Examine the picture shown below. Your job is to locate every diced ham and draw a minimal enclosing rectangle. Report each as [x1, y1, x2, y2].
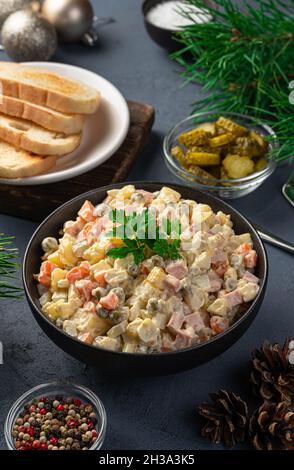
[211, 261, 228, 277]
[211, 248, 227, 264]
[137, 190, 154, 205]
[243, 271, 259, 283]
[208, 271, 223, 292]
[78, 200, 96, 223]
[244, 250, 257, 268]
[167, 311, 185, 334]
[161, 333, 174, 352]
[164, 274, 181, 292]
[165, 260, 188, 280]
[100, 291, 119, 310]
[173, 330, 193, 349]
[184, 312, 205, 333]
[224, 290, 243, 309]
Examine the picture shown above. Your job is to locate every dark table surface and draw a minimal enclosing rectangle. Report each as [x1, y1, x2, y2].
[0, 0, 293, 451]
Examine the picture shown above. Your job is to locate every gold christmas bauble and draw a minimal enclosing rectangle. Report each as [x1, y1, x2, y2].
[1, 10, 57, 62]
[0, 0, 35, 28]
[42, 0, 94, 43]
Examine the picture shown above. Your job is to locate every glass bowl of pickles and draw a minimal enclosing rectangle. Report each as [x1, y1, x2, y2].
[163, 112, 278, 199]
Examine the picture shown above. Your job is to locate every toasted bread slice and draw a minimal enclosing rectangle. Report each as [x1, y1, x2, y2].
[0, 141, 57, 179]
[0, 62, 101, 114]
[0, 95, 85, 135]
[0, 114, 81, 156]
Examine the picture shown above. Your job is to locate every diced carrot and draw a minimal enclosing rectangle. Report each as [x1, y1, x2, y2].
[211, 261, 228, 277]
[210, 316, 228, 334]
[78, 333, 94, 345]
[76, 280, 93, 302]
[67, 264, 90, 283]
[238, 243, 251, 254]
[38, 261, 57, 286]
[100, 292, 119, 310]
[93, 270, 107, 286]
[244, 251, 257, 268]
[78, 200, 96, 223]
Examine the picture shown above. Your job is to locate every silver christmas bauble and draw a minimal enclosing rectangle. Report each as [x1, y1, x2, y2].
[0, 0, 34, 28]
[42, 0, 94, 43]
[1, 10, 57, 62]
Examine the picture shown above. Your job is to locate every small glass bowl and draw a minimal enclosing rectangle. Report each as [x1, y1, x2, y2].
[163, 112, 278, 199]
[4, 382, 107, 451]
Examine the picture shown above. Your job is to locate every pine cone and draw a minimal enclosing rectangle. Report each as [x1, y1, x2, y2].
[250, 338, 294, 403]
[198, 389, 249, 448]
[249, 401, 294, 450]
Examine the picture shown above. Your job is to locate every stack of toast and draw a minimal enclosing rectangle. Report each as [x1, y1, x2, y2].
[0, 62, 101, 179]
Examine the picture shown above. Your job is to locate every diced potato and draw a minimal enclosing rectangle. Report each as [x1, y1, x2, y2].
[126, 318, 144, 338]
[158, 186, 181, 203]
[192, 252, 211, 272]
[107, 320, 128, 338]
[146, 267, 166, 289]
[51, 268, 66, 291]
[186, 151, 220, 166]
[238, 282, 259, 302]
[128, 301, 142, 321]
[178, 128, 209, 147]
[51, 289, 68, 301]
[153, 313, 168, 330]
[137, 318, 159, 343]
[93, 336, 121, 352]
[104, 269, 129, 286]
[43, 300, 75, 320]
[63, 320, 77, 337]
[209, 133, 234, 148]
[116, 185, 136, 200]
[59, 238, 78, 267]
[183, 285, 205, 310]
[91, 259, 112, 273]
[47, 251, 64, 268]
[77, 312, 109, 336]
[207, 298, 228, 316]
[223, 154, 254, 179]
[216, 117, 247, 137]
[83, 243, 105, 264]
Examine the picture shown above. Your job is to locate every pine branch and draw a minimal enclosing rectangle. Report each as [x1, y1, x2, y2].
[172, 0, 294, 162]
[0, 234, 22, 300]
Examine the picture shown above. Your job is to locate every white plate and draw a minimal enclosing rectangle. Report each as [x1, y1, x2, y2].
[0, 62, 130, 186]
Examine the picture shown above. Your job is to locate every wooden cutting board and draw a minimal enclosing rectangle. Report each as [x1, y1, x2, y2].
[0, 101, 155, 222]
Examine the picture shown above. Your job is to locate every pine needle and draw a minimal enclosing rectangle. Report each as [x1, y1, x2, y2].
[172, 0, 294, 163]
[0, 234, 22, 300]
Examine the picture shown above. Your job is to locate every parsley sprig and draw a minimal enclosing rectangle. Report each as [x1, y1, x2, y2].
[106, 210, 182, 264]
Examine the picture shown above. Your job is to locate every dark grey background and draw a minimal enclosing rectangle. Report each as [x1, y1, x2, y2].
[0, 0, 293, 451]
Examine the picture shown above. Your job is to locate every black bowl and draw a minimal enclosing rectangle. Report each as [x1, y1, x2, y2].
[142, 0, 181, 52]
[23, 182, 268, 376]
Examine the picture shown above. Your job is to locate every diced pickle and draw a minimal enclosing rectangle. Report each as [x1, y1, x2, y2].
[216, 117, 247, 137]
[255, 158, 268, 172]
[223, 154, 254, 179]
[186, 151, 220, 166]
[178, 128, 209, 147]
[171, 145, 186, 165]
[209, 133, 234, 148]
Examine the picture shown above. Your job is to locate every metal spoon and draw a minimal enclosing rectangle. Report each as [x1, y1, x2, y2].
[254, 224, 294, 255]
